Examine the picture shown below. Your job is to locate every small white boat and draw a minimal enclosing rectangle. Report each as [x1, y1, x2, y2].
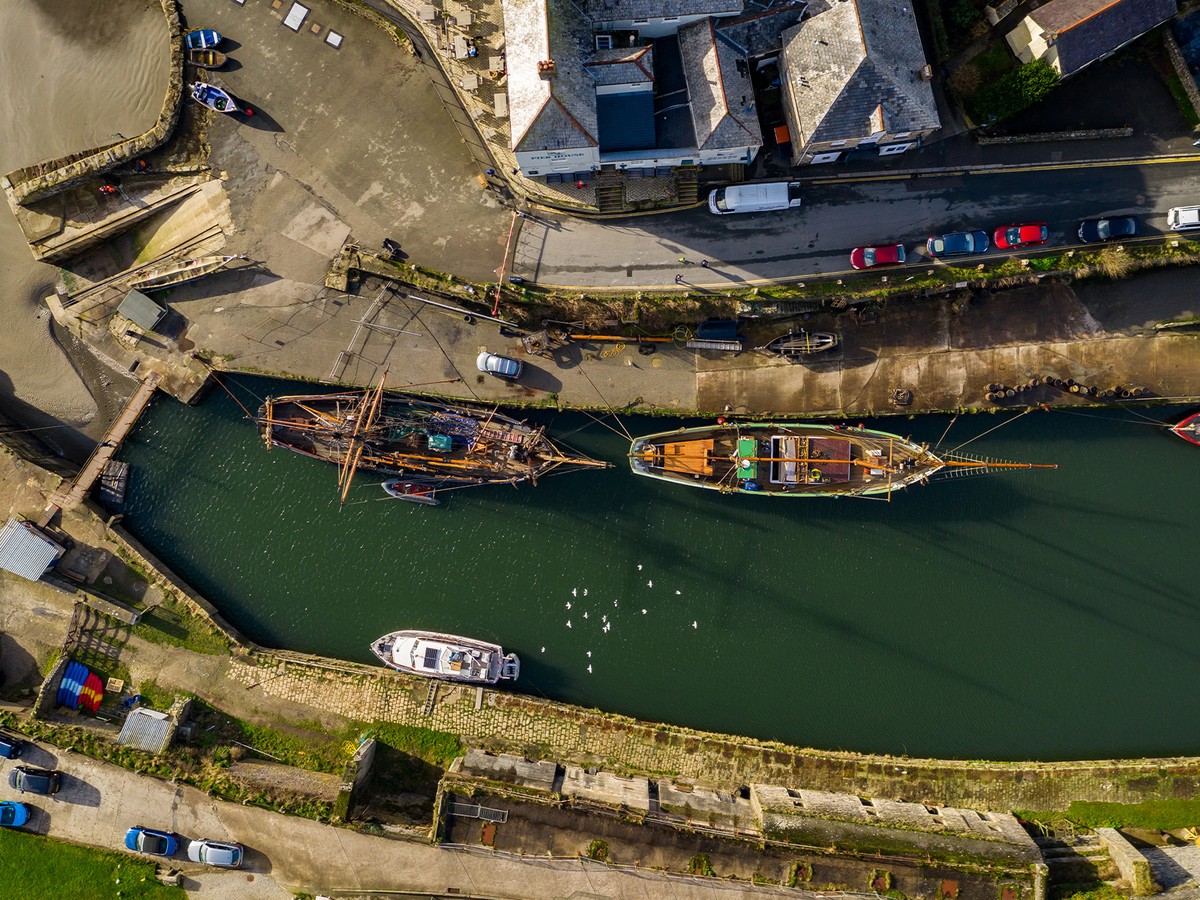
[191, 81, 247, 115]
[370, 630, 519, 684]
[381, 479, 440, 506]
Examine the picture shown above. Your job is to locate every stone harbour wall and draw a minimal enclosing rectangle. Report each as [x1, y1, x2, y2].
[227, 653, 1200, 814]
[4, 0, 185, 206]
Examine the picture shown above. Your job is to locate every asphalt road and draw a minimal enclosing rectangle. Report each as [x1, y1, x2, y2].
[513, 159, 1200, 288]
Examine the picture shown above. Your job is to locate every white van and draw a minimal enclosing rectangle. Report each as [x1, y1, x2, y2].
[708, 181, 802, 215]
[1168, 206, 1200, 230]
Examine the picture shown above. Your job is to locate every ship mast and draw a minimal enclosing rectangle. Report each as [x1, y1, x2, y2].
[336, 372, 388, 506]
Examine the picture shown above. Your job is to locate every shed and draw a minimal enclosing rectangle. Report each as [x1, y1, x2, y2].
[117, 708, 173, 753]
[0, 518, 66, 581]
[118, 290, 168, 332]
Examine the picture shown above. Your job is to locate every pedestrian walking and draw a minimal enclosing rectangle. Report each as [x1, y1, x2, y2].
[674, 274, 684, 285]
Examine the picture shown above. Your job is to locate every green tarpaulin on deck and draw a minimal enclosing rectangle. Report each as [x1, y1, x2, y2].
[736, 437, 757, 480]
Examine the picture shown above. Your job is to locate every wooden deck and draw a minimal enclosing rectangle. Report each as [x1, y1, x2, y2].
[40, 373, 160, 525]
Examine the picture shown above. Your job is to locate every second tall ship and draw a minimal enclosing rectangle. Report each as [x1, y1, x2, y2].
[629, 421, 1054, 499]
[257, 378, 609, 501]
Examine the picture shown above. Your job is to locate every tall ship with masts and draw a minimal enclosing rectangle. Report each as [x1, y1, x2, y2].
[629, 421, 1053, 499]
[256, 378, 609, 501]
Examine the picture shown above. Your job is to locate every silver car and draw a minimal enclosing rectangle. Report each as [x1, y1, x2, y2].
[476, 350, 523, 380]
[187, 838, 244, 868]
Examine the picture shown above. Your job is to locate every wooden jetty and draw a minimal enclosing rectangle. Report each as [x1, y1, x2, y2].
[40, 373, 160, 525]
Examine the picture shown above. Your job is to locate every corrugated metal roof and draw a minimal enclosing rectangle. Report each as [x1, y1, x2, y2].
[118, 708, 173, 754]
[118, 290, 167, 332]
[597, 92, 656, 151]
[0, 519, 63, 581]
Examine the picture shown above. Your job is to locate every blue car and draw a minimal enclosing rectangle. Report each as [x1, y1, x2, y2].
[0, 801, 29, 828]
[125, 826, 180, 857]
[926, 230, 989, 258]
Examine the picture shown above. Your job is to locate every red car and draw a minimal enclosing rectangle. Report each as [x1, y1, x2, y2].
[849, 244, 905, 270]
[992, 223, 1048, 250]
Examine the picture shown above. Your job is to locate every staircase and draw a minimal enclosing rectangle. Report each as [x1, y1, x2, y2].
[1035, 833, 1116, 884]
[421, 681, 439, 715]
[593, 173, 626, 214]
[673, 166, 700, 204]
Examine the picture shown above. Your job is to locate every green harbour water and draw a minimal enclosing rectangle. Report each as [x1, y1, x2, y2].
[119, 376, 1200, 761]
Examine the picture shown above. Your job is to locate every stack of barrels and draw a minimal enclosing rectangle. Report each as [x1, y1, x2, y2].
[984, 378, 1152, 404]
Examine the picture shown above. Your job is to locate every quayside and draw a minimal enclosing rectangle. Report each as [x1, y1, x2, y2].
[116, 378, 1200, 760]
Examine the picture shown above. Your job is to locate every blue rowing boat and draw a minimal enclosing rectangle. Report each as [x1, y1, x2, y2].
[185, 29, 222, 51]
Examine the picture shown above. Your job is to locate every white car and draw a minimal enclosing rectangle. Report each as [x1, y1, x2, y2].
[187, 838, 244, 868]
[476, 351, 523, 380]
[1167, 206, 1200, 230]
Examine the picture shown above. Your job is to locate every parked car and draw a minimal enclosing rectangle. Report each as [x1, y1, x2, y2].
[707, 181, 802, 215]
[850, 244, 905, 270]
[0, 732, 25, 759]
[0, 801, 29, 828]
[1167, 206, 1200, 230]
[1078, 217, 1137, 243]
[125, 826, 180, 857]
[992, 223, 1048, 250]
[8, 766, 61, 796]
[476, 351, 523, 381]
[926, 230, 989, 257]
[187, 838, 245, 868]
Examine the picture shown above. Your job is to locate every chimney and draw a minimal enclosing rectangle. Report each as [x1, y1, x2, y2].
[537, 59, 557, 77]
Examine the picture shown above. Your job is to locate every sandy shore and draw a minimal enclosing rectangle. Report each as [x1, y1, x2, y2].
[0, 0, 168, 459]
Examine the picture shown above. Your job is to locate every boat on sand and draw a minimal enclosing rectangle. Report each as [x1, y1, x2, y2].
[185, 29, 222, 50]
[756, 330, 839, 360]
[191, 81, 246, 115]
[128, 255, 246, 291]
[187, 48, 227, 69]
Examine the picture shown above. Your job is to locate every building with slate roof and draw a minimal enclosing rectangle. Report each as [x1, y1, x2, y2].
[1006, 0, 1176, 78]
[778, 0, 940, 165]
[503, 0, 763, 179]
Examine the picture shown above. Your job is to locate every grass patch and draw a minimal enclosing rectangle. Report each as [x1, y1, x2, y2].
[1021, 799, 1200, 831]
[366, 722, 464, 767]
[688, 854, 716, 877]
[0, 827, 184, 899]
[1051, 885, 1129, 900]
[135, 598, 232, 656]
[973, 40, 1018, 82]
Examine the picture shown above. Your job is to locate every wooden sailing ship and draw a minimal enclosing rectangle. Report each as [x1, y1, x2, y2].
[257, 379, 610, 502]
[629, 421, 1054, 499]
[757, 330, 839, 360]
[128, 255, 246, 291]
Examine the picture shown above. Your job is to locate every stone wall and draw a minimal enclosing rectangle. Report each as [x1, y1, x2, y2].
[1096, 828, 1155, 896]
[338, 737, 377, 821]
[977, 127, 1133, 146]
[32, 653, 70, 719]
[1163, 30, 1200, 125]
[3, 0, 185, 206]
[224, 653, 1200, 814]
